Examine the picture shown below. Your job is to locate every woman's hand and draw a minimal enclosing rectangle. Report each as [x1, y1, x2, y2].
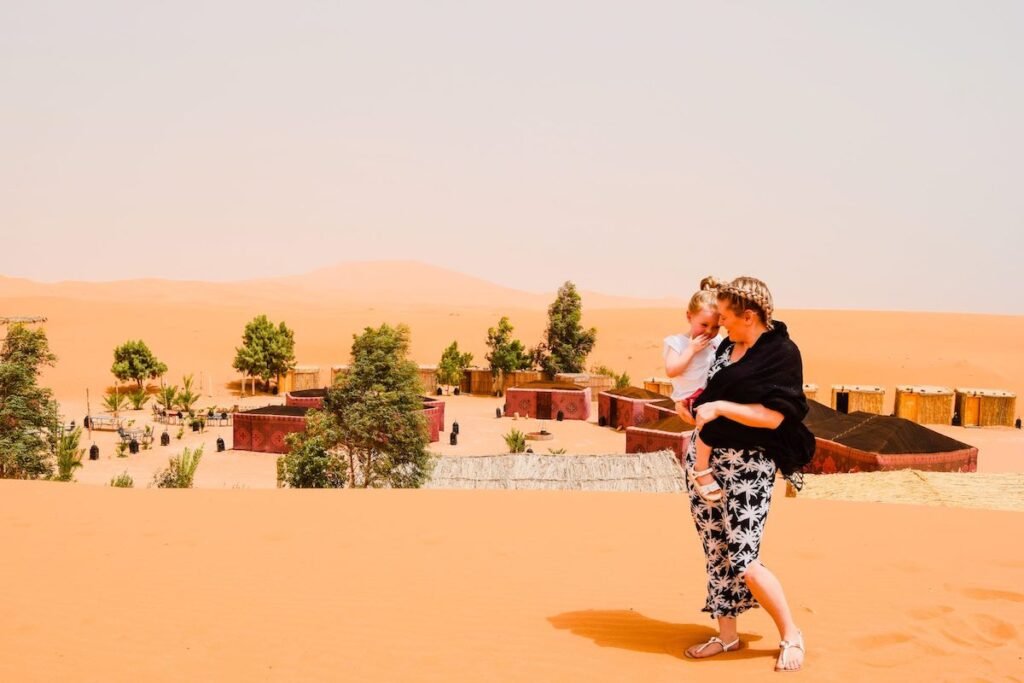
[694, 401, 721, 429]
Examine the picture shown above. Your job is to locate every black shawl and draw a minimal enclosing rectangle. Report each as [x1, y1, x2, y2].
[692, 321, 815, 481]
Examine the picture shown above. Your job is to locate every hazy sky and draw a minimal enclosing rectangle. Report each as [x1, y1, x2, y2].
[2, 1, 1021, 312]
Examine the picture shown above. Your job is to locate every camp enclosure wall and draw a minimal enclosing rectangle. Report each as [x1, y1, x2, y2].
[279, 366, 321, 394]
[830, 385, 885, 415]
[461, 369, 545, 395]
[894, 385, 954, 425]
[598, 387, 672, 429]
[504, 382, 592, 420]
[954, 388, 1017, 427]
[642, 377, 673, 398]
[417, 365, 438, 395]
[554, 373, 614, 397]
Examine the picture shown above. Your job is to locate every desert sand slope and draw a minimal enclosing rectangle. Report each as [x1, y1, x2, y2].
[0, 481, 1021, 683]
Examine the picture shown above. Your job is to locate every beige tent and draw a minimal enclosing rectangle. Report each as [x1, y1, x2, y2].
[894, 385, 954, 425]
[954, 388, 1016, 427]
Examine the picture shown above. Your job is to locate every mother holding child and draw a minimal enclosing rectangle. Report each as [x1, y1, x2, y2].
[663, 276, 815, 673]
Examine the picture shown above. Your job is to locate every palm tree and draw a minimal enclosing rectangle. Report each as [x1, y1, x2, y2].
[54, 427, 84, 482]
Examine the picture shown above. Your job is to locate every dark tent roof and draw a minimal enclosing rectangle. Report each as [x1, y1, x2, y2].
[517, 381, 585, 391]
[804, 401, 972, 455]
[241, 405, 309, 417]
[288, 388, 328, 398]
[642, 415, 691, 434]
[604, 386, 667, 400]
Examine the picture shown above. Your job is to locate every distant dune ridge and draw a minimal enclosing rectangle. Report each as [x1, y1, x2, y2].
[1, 260, 1020, 409]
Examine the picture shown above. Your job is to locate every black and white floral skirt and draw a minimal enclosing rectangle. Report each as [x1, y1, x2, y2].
[685, 430, 777, 619]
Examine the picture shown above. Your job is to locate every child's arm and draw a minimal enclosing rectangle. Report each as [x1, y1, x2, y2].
[665, 334, 713, 378]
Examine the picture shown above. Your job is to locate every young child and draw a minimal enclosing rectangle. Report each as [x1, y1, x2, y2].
[664, 288, 723, 502]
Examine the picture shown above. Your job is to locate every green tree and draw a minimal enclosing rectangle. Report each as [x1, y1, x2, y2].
[0, 324, 59, 479]
[534, 282, 597, 376]
[111, 340, 167, 389]
[175, 374, 200, 412]
[436, 341, 473, 394]
[284, 324, 433, 488]
[485, 316, 533, 384]
[232, 315, 296, 393]
[591, 364, 631, 390]
[278, 409, 347, 488]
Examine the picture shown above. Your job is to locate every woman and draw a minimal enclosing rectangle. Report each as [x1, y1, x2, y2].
[680, 276, 814, 673]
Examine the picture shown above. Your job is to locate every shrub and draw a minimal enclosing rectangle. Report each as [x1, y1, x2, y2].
[127, 386, 150, 410]
[152, 446, 203, 488]
[103, 391, 128, 414]
[110, 472, 134, 488]
[504, 428, 527, 454]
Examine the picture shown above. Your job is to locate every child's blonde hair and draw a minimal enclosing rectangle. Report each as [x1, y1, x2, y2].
[687, 281, 718, 315]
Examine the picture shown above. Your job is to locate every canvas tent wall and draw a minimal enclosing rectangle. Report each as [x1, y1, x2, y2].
[954, 388, 1016, 427]
[642, 398, 678, 424]
[625, 415, 693, 463]
[803, 401, 976, 474]
[598, 387, 672, 429]
[233, 405, 310, 454]
[803, 384, 819, 401]
[285, 388, 328, 409]
[504, 382, 592, 420]
[830, 384, 885, 415]
[894, 385, 954, 425]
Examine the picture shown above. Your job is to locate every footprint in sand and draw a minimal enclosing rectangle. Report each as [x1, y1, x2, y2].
[908, 605, 954, 620]
[960, 587, 1024, 604]
[936, 613, 1019, 649]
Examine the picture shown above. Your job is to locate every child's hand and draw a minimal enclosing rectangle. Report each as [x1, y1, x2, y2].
[688, 334, 712, 353]
[694, 402, 720, 428]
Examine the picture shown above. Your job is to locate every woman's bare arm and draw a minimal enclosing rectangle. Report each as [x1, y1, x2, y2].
[695, 401, 784, 430]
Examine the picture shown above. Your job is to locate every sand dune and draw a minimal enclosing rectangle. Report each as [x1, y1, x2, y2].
[0, 481, 1021, 682]
[2, 262, 1022, 681]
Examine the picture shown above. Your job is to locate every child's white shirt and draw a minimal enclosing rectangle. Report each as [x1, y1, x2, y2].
[662, 333, 723, 401]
